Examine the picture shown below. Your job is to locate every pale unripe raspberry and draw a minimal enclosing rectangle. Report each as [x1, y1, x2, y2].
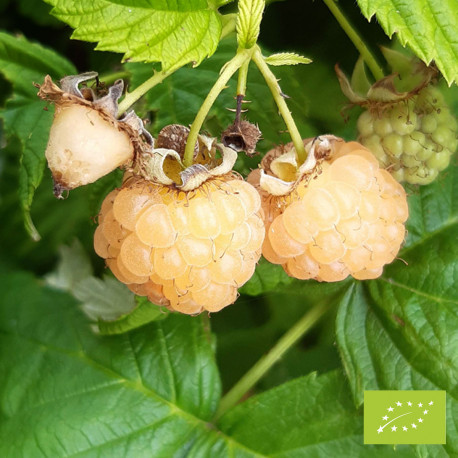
[45, 103, 134, 191]
[37, 73, 152, 197]
[358, 86, 457, 185]
[249, 139, 408, 282]
[94, 175, 264, 314]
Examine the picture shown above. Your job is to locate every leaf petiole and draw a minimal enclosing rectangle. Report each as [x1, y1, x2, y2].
[252, 46, 307, 163]
[213, 299, 332, 421]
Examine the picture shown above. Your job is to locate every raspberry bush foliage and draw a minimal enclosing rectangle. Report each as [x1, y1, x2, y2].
[0, 1, 457, 456]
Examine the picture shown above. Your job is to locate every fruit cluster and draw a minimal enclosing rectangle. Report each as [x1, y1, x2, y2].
[249, 138, 408, 281]
[38, 73, 411, 316]
[94, 175, 265, 315]
[358, 86, 457, 185]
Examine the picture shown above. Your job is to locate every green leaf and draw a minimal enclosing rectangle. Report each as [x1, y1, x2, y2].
[240, 258, 293, 295]
[264, 52, 312, 66]
[44, 238, 168, 333]
[237, 0, 264, 48]
[97, 296, 169, 336]
[45, 239, 93, 291]
[403, 164, 457, 249]
[0, 32, 76, 240]
[335, 164, 458, 455]
[0, 269, 418, 456]
[218, 370, 414, 456]
[356, 0, 458, 85]
[45, 0, 222, 71]
[0, 270, 223, 456]
[73, 275, 137, 322]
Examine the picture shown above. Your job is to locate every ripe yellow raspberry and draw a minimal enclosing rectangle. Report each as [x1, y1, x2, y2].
[94, 175, 264, 315]
[248, 138, 408, 281]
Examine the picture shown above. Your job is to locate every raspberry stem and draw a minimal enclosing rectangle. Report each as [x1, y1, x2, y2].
[183, 48, 254, 167]
[117, 69, 174, 116]
[237, 59, 250, 97]
[322, 0, 384, 81]
[252, 46, 308, 164]
[213, 299, 332, 421]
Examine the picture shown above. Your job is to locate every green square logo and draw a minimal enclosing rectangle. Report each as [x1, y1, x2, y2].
[364, 390, 446, 444]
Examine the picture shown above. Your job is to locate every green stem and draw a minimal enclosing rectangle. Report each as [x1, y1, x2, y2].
[322, 0, 384, 81]
[183, 49, 253, 167]
[237, 59, 250, 96]
[117, 69, 172, 116]
[98, 70, 131, 86]
[252, 46, 307, 164]
[213, 299, 331, 421]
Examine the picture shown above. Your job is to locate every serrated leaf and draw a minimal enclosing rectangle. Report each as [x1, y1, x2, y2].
[264, 52, 312, 66]
[97, 296, 168, 335]
[45, 239, 93, 291]
[218, 370, 414, 456]
[240, 258, 293, 295]
[0, 32, 76, 240]
[237, 0, 264, 48]
[0, 271, 225, 456]
[73, 275, 137, 322]
[356, 0, 458, 85]
[45, 0, 222, 71]
[0, 277, 411, 457]
[335, 165, 458, 455]
[403, 164, 457, 249]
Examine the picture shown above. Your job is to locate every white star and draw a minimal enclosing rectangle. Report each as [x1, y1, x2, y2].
[429, 401, 434, 405]
[418, 402, 423, 407]
[391, 425, 397, 432]
[418, 418, 423, 423]
[407, 401, 412, 406]
[423, 410, 428, 415]
[382, 415, 389, 421]
[377, 426, 384, 434]
[403, 426, 408, 431]
[388, 406, 394, 412]
[396, 401, 402, 406]
[412, 423, 417, 429]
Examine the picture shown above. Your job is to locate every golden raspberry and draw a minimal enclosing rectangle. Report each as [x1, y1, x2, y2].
[94, 175, 264, 314]
[249, 140, 408, 281]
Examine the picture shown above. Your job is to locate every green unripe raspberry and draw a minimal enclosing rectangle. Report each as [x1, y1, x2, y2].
[382, 133, 403, 158]
[357, 110, 375, 137]
[358, 84, 457, 186]
[404, 164, 437, 184]
[374, 118, 393, 136]
[390, 103, 417, 135]
[403, 131, 425, 156]
[426, 150, 452, 171]
[416, 141, 436, 161]
[421, 113, 438, 134]
[431, 125, 455, 147]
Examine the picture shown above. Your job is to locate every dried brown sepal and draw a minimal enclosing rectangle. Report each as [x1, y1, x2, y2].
[222, 120, 262, 156]
[252, 135, 342, 196]
[335, 55, 438, 114]
[156, 124, 199, 160]
[132, 124, 238, 192]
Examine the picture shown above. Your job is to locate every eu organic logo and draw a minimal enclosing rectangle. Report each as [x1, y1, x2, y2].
[364, 391, 446, 444]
